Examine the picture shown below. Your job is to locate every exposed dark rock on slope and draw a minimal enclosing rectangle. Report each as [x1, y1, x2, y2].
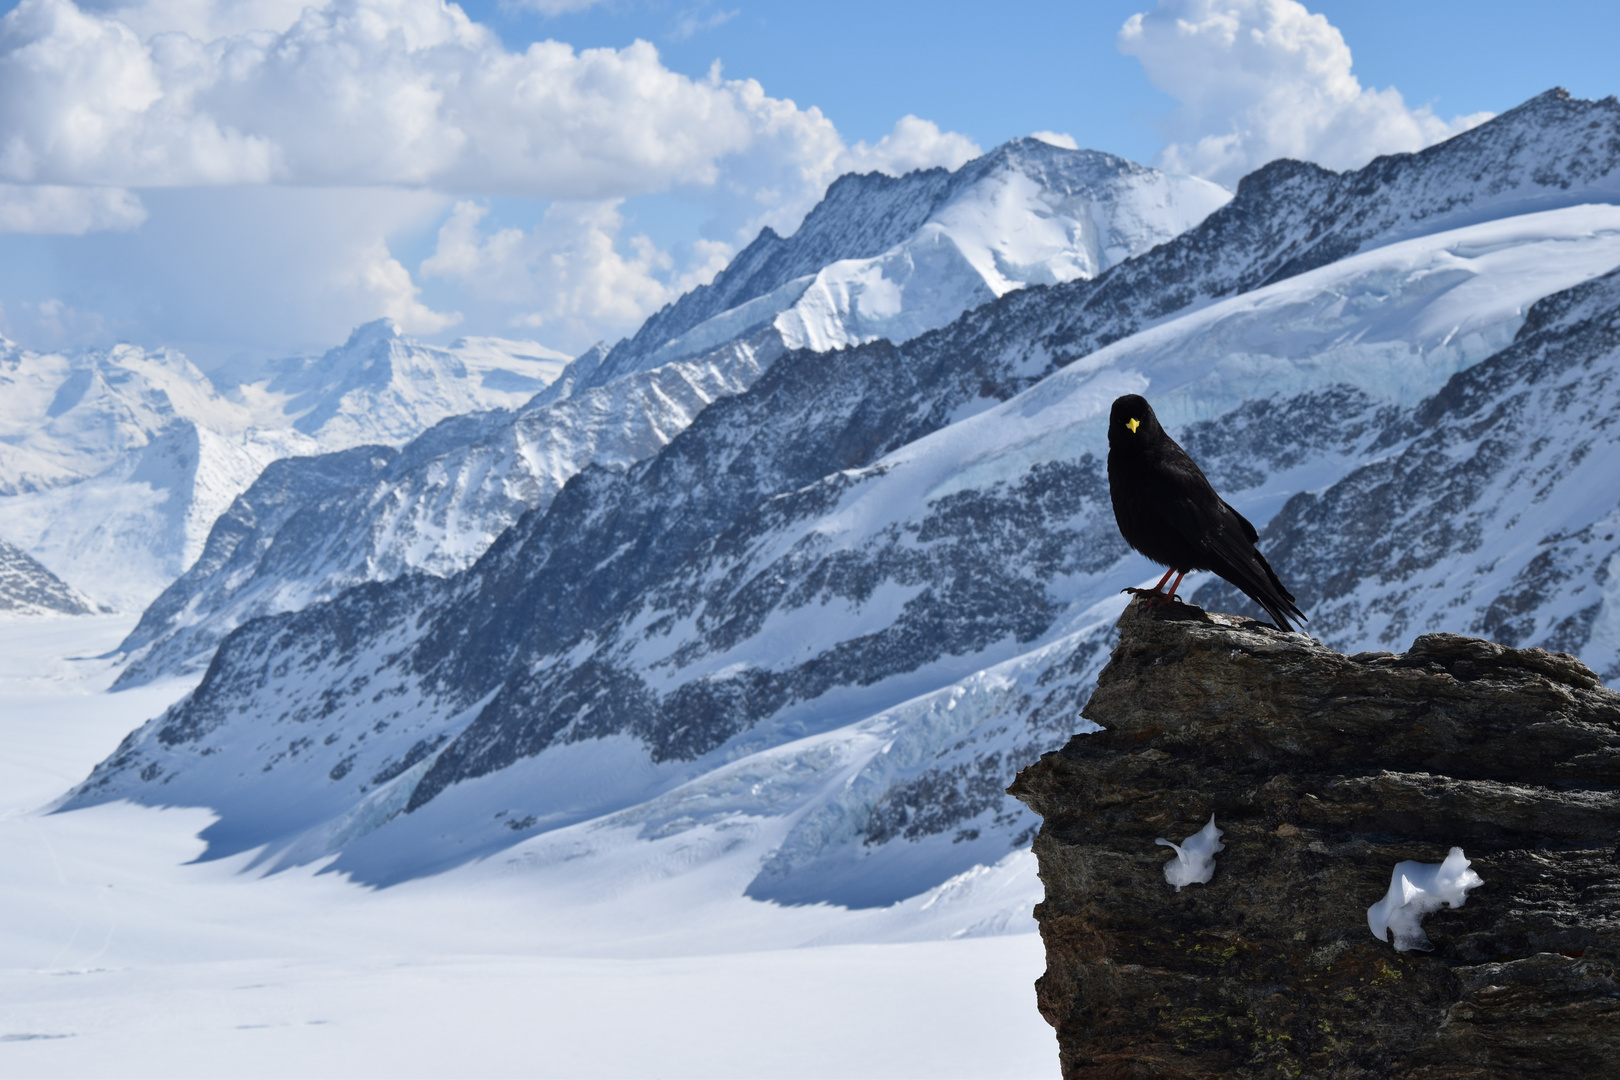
[63, 91, 1620, 891]
[0, 537, 102, 616]
[1194, 263, 1620, 676]
[1010, 601, 1620, 1079]
[607, 89, 1620, 389]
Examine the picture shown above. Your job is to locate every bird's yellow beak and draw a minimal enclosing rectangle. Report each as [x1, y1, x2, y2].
[1126, 417, 1140, 434]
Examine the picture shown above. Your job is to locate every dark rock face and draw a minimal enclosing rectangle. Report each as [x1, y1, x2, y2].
[0, 536, 101, 616]
[1193, 264, 1620, 675]
[113, 444, 398, 681]
[1010, 601, 1620, 1079]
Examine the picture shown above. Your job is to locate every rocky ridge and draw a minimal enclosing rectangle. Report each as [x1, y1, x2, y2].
[1195, 262, 1620, 680]
[1010, 601, 1620, 1079]
[111, 336, 766, 686]
[0, 536, 102, 616]
[62, 91, 1620, 895]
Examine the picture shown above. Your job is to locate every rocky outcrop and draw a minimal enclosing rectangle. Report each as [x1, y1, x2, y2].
[1009, 601, 1620, 1079]
[0, 537, 102, 616]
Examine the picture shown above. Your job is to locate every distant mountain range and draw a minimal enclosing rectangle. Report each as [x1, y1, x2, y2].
[0, 323, 567, 609]
[585, 138, 1231, 383]
[109, 138, 1234, 684]
[56, 90, 1620, 915]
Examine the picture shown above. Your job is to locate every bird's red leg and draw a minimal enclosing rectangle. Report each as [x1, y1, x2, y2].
[1166, 571, 1187, 602]
[1122, 567, 1177, 604]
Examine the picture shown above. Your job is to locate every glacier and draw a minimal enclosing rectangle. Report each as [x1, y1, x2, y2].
[0, 614, 1054, 1077]
[66, 214, 1620, 894]
[38, 89, 1620, 919]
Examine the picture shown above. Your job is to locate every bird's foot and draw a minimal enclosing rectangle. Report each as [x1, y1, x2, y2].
[1121, 587, 1181, 607]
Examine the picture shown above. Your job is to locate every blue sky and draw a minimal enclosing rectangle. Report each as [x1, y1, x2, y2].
[466, 1, 1620, 157]
[0, 0, 1614, 366]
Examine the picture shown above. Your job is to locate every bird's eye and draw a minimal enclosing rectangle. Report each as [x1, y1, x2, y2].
[1126, 417, 1140, 434]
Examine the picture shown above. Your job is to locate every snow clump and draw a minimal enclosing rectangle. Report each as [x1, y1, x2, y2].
[1155, 814, 1224, 892]
[1367, 847, 1485, 952]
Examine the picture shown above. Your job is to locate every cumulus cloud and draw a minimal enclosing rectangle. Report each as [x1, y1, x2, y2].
[1119, 0, 1492, 187]
[0, 0, 945, 211]
[421, 199, 731, 349]
[840, 115, 981, 180]
[1030, 131, 1080, 150]
[72, 0, 312, 42]
[0, 184, 146, 233]
[0, 0, 982, 359]
[349, 239, 460, 335]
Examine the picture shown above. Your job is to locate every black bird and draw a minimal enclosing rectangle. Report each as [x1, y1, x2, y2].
[1107, 393, 1305, 632]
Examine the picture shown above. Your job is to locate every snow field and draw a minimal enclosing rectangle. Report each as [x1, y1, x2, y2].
[0, 616, 1057, 1078]
[2, 938, 1053, 1079]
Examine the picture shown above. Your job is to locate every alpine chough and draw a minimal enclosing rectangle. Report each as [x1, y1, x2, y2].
[1107, 393, 1306, 632]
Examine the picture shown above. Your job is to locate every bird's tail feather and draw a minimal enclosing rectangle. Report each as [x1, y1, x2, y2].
[1207, 536, 1306, 633]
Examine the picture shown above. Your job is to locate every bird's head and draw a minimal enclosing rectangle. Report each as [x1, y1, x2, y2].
[1109, 394, 1159, 447]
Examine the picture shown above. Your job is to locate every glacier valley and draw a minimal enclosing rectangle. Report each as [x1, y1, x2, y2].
[4, 88, 1620, 1077]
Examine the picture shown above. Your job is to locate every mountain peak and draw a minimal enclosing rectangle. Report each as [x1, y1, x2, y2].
[339, 318, 403, 352]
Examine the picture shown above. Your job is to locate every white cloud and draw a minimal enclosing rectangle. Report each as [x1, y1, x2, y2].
[421, 199, 731, 350]
[1118, 0, 1492, 187]
[0, 0, 983, 360]
[1030, 131, 1079, 150]
[839, 115, 981, 181]
[0, 0, 900, 207]
[0, 184, 146, 233]
[72, 0, 312, 42]
[349, 239, 460, 334]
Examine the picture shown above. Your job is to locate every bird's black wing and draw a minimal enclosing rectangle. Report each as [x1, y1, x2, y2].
[1150, 467, 1305, 632]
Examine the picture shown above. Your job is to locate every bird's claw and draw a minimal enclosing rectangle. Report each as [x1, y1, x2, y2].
[1121, 587, 1182, 607]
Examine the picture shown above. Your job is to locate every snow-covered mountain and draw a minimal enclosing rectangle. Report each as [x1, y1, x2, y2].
[113, 339, 768, 685]
[1195, 263, 1620, 680]
[211, 320, 570, 449]
[63, 90, 1620, 909]
[582, 139, 1230, 385]
[0, 337, 271, 497]
[109, 140, 1233, 684]
[0, 536, 102, 617]
[0, 326, 568, 609]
